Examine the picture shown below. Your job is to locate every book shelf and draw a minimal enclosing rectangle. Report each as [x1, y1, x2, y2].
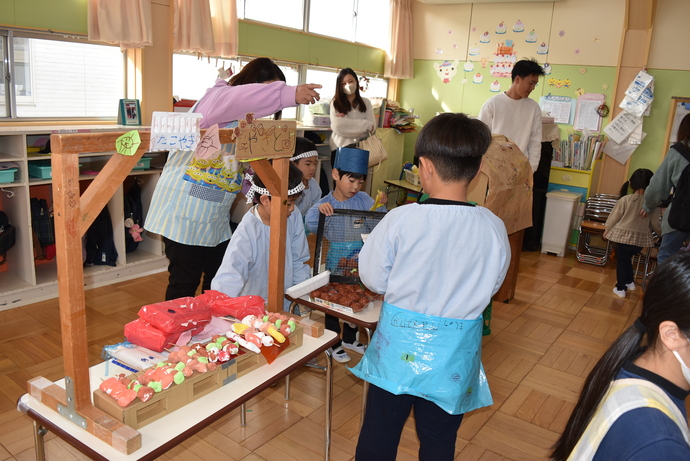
[0, 126, 168, 310]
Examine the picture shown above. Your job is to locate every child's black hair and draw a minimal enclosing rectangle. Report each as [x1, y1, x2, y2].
[511, 58, 545, 82]
[252, 162, 304, 203]
[292, 137, 318, 163]
[415, 112, 492, 183]
[336, 169, 367, 181]
[619, 168, 654, 197]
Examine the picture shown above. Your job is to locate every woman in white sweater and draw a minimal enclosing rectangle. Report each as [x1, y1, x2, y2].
[329, 68, 376, 159]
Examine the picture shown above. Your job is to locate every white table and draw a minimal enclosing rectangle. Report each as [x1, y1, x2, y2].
[17, 331, 339, 461]
[287, 295, 381, 425]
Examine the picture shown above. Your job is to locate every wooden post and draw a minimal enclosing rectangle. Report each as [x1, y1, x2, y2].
[252, 158, 290, 312]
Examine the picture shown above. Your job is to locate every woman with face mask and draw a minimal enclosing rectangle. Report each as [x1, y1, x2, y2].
[551, 251, 690, 461]
[329, 68, 376, 160]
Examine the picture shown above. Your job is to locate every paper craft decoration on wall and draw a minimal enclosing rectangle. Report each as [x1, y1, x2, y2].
[463, 61, 474, 72]
[434, 60, 459, 83]
[234, 114, 297, 161]
[526, 30, 538, 43]
[491, 40, 517, 78]
[537, 42, 549, 54]
[496, 22, 506, 34]
[490, 81, 501, 92]
[513, 20, 525, 33]
[149, 111, 203, 152]
[480, 32, 491, 43]
[469, 44, 480, 56]
[116, 131, 141, 156]
[473, 73, 484, 84]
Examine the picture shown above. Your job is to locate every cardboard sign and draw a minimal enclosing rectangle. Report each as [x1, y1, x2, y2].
[234, 114, 296, 161]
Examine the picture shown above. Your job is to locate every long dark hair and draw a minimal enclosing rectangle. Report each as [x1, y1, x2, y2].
[332, 68, 367, 116]
[229, 58, 286, 120]
[619, 168, 653, 197]
[551, 251, 690, 460]
[415, 113, 492, 183]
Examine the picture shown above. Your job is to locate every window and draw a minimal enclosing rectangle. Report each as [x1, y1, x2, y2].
[0, 31, 125, 119]
[239, 0, 304, 30]
[237, 0, 390, 50]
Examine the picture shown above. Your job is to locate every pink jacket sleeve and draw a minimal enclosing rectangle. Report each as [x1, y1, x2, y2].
[194, 80, 297, 129]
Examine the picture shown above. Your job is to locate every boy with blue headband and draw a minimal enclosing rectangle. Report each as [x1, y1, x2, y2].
[352, 113, 510, 460]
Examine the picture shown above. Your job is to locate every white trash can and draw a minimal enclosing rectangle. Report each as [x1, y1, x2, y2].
[541, 190, 582, 257]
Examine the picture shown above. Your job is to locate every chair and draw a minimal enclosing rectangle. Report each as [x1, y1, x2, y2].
[632, 235, 660, 292]
[576, 194, 619, 266]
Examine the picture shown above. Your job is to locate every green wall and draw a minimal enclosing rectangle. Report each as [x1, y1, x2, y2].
[0, 0, 87, 34]
[399, 59, 690, 173]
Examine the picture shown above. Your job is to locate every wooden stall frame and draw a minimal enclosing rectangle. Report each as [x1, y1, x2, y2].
[30, 128, 292, 454]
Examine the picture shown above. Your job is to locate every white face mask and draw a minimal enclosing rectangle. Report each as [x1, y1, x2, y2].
[343, 83, 357, 95]
[672, 336, 690, 385]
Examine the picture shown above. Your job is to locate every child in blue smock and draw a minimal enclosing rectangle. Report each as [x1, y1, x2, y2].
[211, 162, 311, 311]
[291, 137, 323, 220]
[305, 147, 387, 363]
[352, 113, 511, 460]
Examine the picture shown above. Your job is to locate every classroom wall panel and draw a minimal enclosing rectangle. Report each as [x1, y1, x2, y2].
[412, 2, 473, 61]
[549, 0, 624, 66]
[648, 0, 690, 71]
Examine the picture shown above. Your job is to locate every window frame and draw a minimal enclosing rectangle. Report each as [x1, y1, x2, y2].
[0, 28, 127, 122]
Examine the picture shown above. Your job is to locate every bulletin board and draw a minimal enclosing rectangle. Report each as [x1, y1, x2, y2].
[663, 96, 690, 159]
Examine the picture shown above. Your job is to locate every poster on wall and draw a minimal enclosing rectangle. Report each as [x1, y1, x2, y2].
[574, 94, 605, 132]
[539, 95, 574, 124]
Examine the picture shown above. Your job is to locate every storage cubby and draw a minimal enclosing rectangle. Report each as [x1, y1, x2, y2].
[0, 126, 169, 310]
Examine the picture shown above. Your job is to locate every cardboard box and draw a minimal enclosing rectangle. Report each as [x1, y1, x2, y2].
[93, 381, 187, 430]
[296, 317, 324, 337]
[185, 368, 224, 402]
[235, 350, 262, 377]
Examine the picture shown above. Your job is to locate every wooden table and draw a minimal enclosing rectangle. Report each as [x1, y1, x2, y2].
[384, 179, 423, 205]
[17, 331, 339, 461]
[287, 295, 381, 425]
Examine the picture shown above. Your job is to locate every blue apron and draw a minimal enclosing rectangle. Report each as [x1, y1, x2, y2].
[350, 302, 492, 415]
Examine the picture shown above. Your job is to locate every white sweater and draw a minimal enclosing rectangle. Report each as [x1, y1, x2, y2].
[478, 92, 542, 172]
[329, 98, 376, 149]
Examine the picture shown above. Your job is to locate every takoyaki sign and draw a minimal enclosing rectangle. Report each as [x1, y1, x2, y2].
[233, 114, 296, 161]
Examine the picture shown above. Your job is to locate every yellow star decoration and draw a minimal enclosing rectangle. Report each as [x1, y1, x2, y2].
[602, 83, 609, 90]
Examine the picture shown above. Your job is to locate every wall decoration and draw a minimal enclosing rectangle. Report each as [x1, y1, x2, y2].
[496, 22, 507, 34]
[579, 67, 587, 74]
[448, 30, 453, 35]
[480, 32, 491, 43]
[490, 81, 501, 92]
[539, 95, 575, 124]
[491, 40, 516, 78]
[547, 78, 572, 89]
[537, 42, 549, 54]
[575, 94, 607, 132]
[593, 37, 600, 43]
[473, 73, 484, 84]
[469, 44, 480, 56]
[453, 43, 459, 49]
[435, 48, 443, 55]
[602, 84, 609, 90]
[575, 88, 586, 97]
[434, 60, 460, 83]
[471, 27, 477, 33]
[558, 30, 565, 37]
[464, 61, 474, 72]
[461, 78, 468, 85]
[575, 49, 581, 55]
[543, 63, 552, 75]
[513, 20, 525, 33]
[480, 56, 489, 68]
[526, 30, 538, 43]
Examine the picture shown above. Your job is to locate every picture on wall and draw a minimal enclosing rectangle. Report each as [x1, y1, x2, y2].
[118, 99, 142, 126]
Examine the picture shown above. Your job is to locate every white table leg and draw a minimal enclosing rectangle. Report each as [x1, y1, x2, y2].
[33, 421, 47, 461]
[324, 348, 333, 461]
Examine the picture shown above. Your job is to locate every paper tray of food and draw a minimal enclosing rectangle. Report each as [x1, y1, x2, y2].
[285, 271, 331, 299]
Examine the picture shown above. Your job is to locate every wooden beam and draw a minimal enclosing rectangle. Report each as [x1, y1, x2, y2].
[252, 158, 290, 312]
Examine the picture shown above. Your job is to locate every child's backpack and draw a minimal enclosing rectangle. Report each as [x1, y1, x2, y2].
[85, 207, 118, 266]
[30, 197, 56, 260]
[0, 210, 16, 265]
[124, 182, 144, 253]
[667, 142, 690, 233]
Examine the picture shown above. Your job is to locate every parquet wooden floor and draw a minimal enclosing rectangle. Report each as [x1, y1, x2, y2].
[0, 251, 661, 460]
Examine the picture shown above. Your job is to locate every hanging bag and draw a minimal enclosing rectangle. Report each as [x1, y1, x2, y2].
[0, 210, 16, 265]
[358, 134, 388, 167]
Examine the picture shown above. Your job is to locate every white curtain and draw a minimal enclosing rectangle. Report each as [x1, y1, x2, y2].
[385, 0, 414, 79]
[174, 0, 238, 58]
[88, 0, 153, 50]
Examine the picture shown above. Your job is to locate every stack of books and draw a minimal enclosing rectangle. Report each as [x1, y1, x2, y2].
[553, 131, 606, 171]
